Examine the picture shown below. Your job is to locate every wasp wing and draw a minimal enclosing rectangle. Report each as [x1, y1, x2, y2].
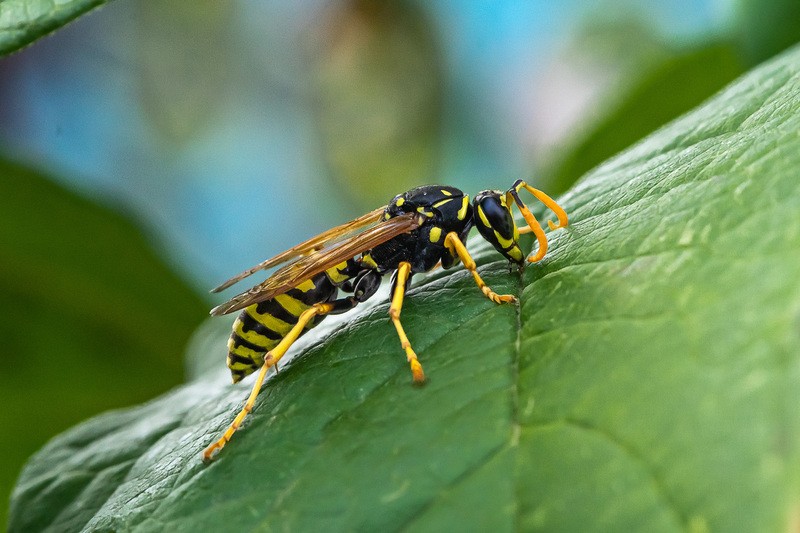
[210, 212, 420, 316]
[211, 206, 386, 293]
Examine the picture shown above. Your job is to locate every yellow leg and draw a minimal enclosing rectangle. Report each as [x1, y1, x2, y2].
[202, 302, 335, 462]
[506, 181, 569, 263]
[389, 262, 426, 383]
[444, 232, 517, 305]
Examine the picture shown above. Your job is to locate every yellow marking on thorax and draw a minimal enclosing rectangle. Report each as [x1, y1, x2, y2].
[325, 261, 350, 283]
[416, 206, 434, 218]
[440, 189, 453, 196]
[457, 196, 470, 220]
[275, 293, 310, 317]
[395, 197, 405, 206]
[361, 254, 378, 269]
[295, 278, 316, 292]
[429, 226, 442, 243]
[433, 198, 453, 208]
[246, 307, 293, 335]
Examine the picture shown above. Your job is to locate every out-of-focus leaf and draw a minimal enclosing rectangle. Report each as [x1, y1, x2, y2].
[0, 160, 207, 528]
[734, 0, 800, 64]
[312, 0, 443, 210]
[546, 43, 745, 194]
[9, 45, 800, 531]
[133, 0, 235, 144]
[0, 0, 106, 57]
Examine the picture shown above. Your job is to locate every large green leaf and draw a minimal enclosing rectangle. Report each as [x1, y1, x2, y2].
[10, 45, 800, 532]
[0, 0, 107, 57]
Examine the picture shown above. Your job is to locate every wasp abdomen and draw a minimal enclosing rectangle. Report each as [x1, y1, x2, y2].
[226, 273, 337, 383]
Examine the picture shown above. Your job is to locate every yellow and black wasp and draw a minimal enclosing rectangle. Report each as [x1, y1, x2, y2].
[203, 180, 568, 461]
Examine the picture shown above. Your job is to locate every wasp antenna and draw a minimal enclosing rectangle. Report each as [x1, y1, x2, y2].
[511, 180, 568, 230]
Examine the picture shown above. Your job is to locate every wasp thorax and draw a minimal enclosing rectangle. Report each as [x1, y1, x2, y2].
[385, 193, 411, 218]
[472, 190, 524, 264]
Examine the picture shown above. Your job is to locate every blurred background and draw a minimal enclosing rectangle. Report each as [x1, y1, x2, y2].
[0, 0, 798, 525]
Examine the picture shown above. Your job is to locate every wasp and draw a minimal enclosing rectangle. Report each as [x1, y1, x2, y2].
[202, 180, 568, 461]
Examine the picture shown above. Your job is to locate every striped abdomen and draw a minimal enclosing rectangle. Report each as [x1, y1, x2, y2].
[226, 273, 337, 383]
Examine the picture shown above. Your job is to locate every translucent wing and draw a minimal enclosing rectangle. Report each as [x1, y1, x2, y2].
[210, 212, 420, 316]
[211, 206, 386, 293]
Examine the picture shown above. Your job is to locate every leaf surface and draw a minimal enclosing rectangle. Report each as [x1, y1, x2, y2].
[10, 45, 800, 532]
[0, 0, 106, 56]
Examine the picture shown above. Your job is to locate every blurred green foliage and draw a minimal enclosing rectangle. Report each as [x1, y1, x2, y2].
[313, 0, 444, 210]
[547, 43, 746, 193]
[0, 160, 207, 526]
[542, 0, 800, 194]
[734, 0, 800, 63]
[134, 1, 236, 145]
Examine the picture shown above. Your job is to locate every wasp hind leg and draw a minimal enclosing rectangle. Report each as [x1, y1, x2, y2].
[506, 180, 568, 263]
[390, 262, 426, 384]
[203, 301, 340, 462]
[443, 232, 517, 305]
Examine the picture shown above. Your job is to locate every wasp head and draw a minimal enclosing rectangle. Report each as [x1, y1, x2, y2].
[472, 190, 524, 266]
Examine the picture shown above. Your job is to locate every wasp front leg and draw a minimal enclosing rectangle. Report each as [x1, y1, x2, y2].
[443, 232, 517, 305]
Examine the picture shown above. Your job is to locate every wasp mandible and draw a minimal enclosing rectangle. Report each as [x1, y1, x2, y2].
[203, 180, 568, 461]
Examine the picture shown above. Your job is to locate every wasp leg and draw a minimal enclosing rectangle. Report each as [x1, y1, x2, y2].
[444, 232, 517, 305]
[202, 301, 336, 462]
[505, 180, 568, 263]
[390, 262, 426, 384]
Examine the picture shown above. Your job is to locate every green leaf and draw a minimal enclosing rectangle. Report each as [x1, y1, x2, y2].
[10, 45, 800, 532]
[0, 160, 207, 529]
[0, 0, 106, 57]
